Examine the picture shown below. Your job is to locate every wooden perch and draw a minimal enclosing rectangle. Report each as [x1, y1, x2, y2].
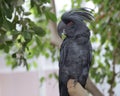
[67, 79, 88, 96]
[67, 78, 104, 96]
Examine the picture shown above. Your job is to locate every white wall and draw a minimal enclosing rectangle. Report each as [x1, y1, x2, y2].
[0, 71, 39, 96]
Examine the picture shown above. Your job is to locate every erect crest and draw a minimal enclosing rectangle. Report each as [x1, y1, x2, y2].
[61, 7, 94, 24]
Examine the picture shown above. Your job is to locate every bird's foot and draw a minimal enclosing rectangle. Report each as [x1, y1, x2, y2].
[73, 79, 78, 87]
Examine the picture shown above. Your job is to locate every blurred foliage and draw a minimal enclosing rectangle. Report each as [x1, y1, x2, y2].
[90, 0, 120, 95]
[71, 0, 120, 95]
[1, 0, 120, 95]
[0, 0, 58, 70]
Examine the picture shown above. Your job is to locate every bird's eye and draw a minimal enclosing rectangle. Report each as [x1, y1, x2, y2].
[67, 21, 73, 26]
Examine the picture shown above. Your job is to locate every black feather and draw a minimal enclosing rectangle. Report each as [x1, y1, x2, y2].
[62, 7, 94, 24]
[58, 7, 93, 96]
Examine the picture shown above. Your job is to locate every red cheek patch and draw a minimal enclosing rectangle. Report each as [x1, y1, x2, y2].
[67, 22, 73, 26]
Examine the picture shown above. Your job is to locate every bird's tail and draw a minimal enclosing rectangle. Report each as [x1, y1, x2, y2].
[59, 82, 69, 96]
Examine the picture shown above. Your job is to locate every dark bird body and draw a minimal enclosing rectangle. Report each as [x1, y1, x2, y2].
[57, 8, 93, 96]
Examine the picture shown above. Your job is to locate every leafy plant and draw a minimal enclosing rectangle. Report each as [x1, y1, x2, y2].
[0, 0, 57, 70]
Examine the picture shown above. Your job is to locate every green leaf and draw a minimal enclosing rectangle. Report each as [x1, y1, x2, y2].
[105, 59, 110, 69]
[53, 73, 58, 80]
[3, 19, 15, 30]
[45, 52, 49, 58]
[22, 31, 32, 41]
[3, 2, 14, 19]
[12, 53, 16, 58]
[41, 0, 50, 3]
[30, 0, 35, 8]
[5, 40, 13, 46]
[33, 61, 38, 68]
[45, 11, 57, 22]
[33, 26, 46, 37]
[0, 44, 5, 49]
[0, 10, 3, 27]
[4, 45, 9, 53]
[12, 60, 18, 69]
[92, 0, 102, 4]
[46, 0, 50, 3]
[23, 12, 31, 16]
[30, 5, 41, 17]
[16, 0, 24, 6]
[101, 33, 106, 45]
[35, 36, 41, 46]
[48, 74, 53, 78]
[40, 77, 45, 83]
[61, 32, 67, 40]
[95, 72, 101, 83]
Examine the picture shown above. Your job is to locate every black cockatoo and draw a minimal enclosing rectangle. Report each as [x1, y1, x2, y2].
[57, 8, 94, 96]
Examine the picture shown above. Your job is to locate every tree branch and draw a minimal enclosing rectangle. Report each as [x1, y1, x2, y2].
[48, 0, 62, 48]
[85, 77, 104, 96]
[108, 49, 117, 96]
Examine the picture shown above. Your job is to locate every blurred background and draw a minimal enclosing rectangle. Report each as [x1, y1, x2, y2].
[0, 0, 120, 96]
